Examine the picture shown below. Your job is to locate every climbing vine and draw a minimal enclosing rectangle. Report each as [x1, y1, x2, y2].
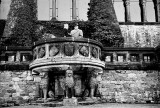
[87, 0, 124, 47]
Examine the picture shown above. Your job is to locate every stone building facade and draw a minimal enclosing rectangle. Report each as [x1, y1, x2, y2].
[0, 0, 160, 105]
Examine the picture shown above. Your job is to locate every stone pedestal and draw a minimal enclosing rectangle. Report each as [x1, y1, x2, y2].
[63, 98, 78, 106]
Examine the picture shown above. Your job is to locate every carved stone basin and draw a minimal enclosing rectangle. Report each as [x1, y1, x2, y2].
[29, 37, 105, 73]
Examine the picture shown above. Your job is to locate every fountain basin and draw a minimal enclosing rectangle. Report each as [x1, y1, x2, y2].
[30, 37, 105, 73]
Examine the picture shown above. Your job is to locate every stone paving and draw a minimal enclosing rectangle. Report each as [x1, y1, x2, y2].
[2, 103, 160, 108]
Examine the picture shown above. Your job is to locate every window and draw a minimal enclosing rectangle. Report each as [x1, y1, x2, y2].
[143, 55, 151, 62]
[37, 0, 50, 20]
[77, 0, 90, 21]
[21, 53, 31, 62]
[146, 0, 155, 22]
[57, 0, 72, 21]
[6, 53, 16, 62]
[130, 0, 141, 22]
[113, 0, 125, 22]
[130, 54, 139, 62]
[0, 55, 5, 63]
[105, 54, 113, 62]
[105, 56, 112, 62]
[117, 54, 126, 62]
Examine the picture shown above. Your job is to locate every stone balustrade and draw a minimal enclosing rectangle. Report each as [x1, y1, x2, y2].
[30, 37, 105, 72]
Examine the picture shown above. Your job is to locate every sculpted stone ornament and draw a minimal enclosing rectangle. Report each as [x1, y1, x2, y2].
[64, 44, 75, 56]
[65, 68, 75, 98]
[40, 72, 48, 101]
[89, 72, 98, 99]
[38, 47, 45, 58]
[49, 45, 59, 57]
[79, 45, 89, 57]
[92, 47, 98, 58]
[33, 48, 37, 60]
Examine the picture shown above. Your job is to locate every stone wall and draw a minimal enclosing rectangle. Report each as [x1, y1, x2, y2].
[100, 70, 160, 103]
[0, 70, 40, 105]
[120, 24, 160, 48]
[0, 70, 160, 104]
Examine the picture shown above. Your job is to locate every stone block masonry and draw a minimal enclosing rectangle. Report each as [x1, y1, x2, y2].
[99, 70, 160, 103]
[120, 24, 160, 48]
[0, 71, 40, 106]
[0, 70, 160, 104]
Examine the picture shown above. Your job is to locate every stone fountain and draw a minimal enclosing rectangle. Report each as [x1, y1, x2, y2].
[29, 37, 105, 105]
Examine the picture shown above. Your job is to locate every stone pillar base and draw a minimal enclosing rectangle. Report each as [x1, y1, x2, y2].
[63, 98, 78, 106]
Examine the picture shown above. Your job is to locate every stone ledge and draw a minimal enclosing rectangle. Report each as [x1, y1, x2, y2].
[63, 98, 78, 106]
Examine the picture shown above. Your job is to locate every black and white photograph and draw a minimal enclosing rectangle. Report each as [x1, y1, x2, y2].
[0, 0, 160, 108]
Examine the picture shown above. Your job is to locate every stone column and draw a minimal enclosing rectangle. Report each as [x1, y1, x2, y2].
[0, 0, 1, 17]
[45, 44, 49, 58]
[139, 0, 147, 22]
[72, 0, 77, 20]
[153, 0, 160, 22]
[123, 0, 131, 22]
[52, 0, 56, 19]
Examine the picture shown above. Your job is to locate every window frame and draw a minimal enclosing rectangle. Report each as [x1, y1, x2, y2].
[105, 53, 113, 62]
[143, 54, 154, 62]
[117, 53, 126, 62]
[5, 53, 16, 62]
[130, 54, 140, 62]
[20, 53, 31, 62]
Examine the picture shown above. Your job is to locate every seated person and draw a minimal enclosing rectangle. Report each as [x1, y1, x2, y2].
[70, 23, 83, 38]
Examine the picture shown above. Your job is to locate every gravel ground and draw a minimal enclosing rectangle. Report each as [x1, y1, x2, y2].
[3, 103, 160, 108]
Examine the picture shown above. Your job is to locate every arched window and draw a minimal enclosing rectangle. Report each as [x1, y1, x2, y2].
[130, 0, 141, 22]
[57, 0, 71, 21]
[0, 0, 11, 19]
[77, 0, 90, 21]
[38, 0, 50, 20]
[113, 0, 125, 22]
[146, 0, 155, 22]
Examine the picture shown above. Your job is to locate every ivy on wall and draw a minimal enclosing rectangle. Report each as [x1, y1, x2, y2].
[1, 0, 37, 46]
[1, 0, 124, 47]
[34, 20, 92, 40]
[87, 0, 124, 47]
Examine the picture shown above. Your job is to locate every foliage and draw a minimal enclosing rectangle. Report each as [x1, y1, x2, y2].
[34, 20, 92, 40]
[2, 0, 37, 46]
[1, 0, 124, 47]
[0, 20, 6, 38]
[87, 0, 124, 47]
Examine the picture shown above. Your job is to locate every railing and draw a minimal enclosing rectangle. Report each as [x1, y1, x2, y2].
[30, 37, 105, 70]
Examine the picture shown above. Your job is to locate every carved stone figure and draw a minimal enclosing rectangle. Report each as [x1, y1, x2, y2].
[89, 72, 98, 99]
[48, 90, 54, 98]
[33, 48, 37, 60]
[65, 68, 75, 98]
[81, 71, 99, 100]
[92, 47, 98, 58]
[79, 45, 89, 57]
[38, 47, 45, 58]
[48, 81, 55, 98]
[49, 45, 59, 57]
[40, 72, 48, 100]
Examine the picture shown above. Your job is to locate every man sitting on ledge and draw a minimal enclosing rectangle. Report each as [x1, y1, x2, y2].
[70, 23, 83, 38]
